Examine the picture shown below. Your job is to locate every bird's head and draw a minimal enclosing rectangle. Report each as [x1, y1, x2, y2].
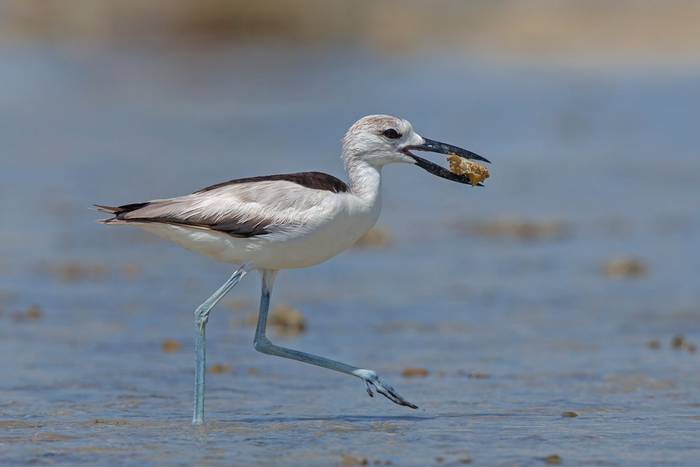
[341, 114, 490, 185]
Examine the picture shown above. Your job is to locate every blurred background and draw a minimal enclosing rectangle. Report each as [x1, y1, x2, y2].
[1, 1, 699, 465]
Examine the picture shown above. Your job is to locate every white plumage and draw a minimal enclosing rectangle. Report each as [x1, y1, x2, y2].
[96, 114, 489, 423]
[133, 179, 381, 269]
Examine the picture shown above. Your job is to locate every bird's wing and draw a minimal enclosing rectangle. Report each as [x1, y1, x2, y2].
[97, 174, 346, 238]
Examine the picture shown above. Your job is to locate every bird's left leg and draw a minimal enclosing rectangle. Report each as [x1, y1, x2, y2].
[252, 269, 417, 409]
[192, 263, 250, 425]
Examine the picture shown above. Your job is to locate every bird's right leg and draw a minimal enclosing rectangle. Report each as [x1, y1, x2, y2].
[192, 263, 250, 425]
[253, 269, 417, 409]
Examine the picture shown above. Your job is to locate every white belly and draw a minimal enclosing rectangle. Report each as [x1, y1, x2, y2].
[136, 194, 381, 270]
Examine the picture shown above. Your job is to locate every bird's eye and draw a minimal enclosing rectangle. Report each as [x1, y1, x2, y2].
[382, 128, 401, 139]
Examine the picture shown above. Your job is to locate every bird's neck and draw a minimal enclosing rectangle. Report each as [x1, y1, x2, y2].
[344, 158, 382, 204]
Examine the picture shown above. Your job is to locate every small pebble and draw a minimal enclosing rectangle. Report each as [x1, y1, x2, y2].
[208, 363, 232, 374]
[603, 257, 647, 278]
[24, 305, 43, 320]
[671, 335, 696, 353]
[542, 454, 562, 464]
[93, 419, 129, 426]
[646, 339, 661, 350]
[467, 372, 490, 379]
[161, 339, 182, 353]
[341, 454, 368, 466]
[11, 305, 43, 321]
[401, 368, 429, 378]
[51, 262, 107, 282]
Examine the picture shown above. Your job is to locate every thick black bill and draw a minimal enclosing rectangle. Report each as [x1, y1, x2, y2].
[402, 137, 490, 185]
[416, 138, 490, 164]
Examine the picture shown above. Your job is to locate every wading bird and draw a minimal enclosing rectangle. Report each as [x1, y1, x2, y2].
[97, 115, 489, 424]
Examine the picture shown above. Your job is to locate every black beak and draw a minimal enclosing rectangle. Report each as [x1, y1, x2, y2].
[402, 137, 490, 185]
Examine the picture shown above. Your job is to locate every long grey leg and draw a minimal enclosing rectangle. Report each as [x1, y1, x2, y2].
[253, 269, 417, 409]
[193, 263, 250, 425]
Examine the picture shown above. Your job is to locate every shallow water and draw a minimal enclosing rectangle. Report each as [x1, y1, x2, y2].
[1, 43, 699, 465]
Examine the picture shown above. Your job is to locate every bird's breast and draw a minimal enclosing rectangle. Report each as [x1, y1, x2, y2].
[251, 192, 381, 269]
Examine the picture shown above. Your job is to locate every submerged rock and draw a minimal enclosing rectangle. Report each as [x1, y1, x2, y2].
[242, 304, 306, 336]
[269, 304, 307, 336]
[602, 257, 648, 278]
